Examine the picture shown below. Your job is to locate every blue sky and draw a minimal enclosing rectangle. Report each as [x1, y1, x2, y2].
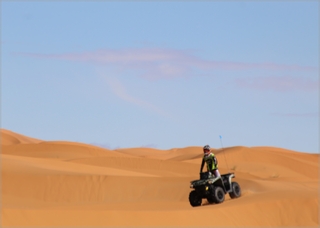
[1, 1, 319, 153]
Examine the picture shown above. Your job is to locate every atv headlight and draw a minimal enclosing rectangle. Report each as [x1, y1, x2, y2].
[208, 180, 213, 184]
[190, 184, 193, 188]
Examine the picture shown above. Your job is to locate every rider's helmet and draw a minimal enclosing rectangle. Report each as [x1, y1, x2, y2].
[203, 145, 211, 155]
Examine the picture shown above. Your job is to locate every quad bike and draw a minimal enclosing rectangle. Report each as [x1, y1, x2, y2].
[189, 171, 241, 207]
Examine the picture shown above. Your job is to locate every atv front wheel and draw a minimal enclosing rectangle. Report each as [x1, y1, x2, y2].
[189, 190, 202, 207]
[207, 197, 215, 204]
[213, 187, 225, 204]
[229, 182, 241, 199]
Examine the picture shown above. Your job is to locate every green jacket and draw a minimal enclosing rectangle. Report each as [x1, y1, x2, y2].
[200, 153, 218, 172]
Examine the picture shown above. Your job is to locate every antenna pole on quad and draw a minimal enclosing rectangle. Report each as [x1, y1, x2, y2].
[219, 135, 230, 172]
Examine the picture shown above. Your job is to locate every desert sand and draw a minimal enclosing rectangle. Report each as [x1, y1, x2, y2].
[1, 129, 319, 227]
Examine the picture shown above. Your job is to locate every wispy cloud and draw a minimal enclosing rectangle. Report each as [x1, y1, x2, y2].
[235, 76, 319, 92]
[18, 48, 318, 80]
[101, 74, 170, 117]
[19, 48, 319, 93]
[271, 112, 319, 118]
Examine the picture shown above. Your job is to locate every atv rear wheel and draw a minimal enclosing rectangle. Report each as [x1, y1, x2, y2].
[189, 190, 202, 207]
[213, 186, 225, 204]
[229, 182, 241, 199]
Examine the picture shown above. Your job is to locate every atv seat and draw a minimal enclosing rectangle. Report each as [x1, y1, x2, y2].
[200, 172, 213, 180]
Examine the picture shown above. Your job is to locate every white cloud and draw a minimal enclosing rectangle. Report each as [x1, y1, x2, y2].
[97, 69, 170, 117]
[19, 48, 318, 81]
[271, 112, 319, 118]
[235, 76, 319, 92]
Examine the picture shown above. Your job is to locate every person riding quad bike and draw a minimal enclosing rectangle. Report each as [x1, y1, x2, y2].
[188, 145, 241, 207]
[200, 145, 221, 177]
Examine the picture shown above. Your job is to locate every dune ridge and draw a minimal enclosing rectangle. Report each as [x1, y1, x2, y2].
[1, 129, 42, 145]
[1, 129, 319, 227]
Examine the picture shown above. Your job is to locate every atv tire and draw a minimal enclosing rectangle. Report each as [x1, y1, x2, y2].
[229, 182, 241, 199]
[206, 185, 215, 204]
[189, 190, 202, 207]
[213, 186, 225, 204]
[207, 197, 215, 204]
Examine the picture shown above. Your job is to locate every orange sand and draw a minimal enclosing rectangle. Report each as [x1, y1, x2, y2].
[1, 129, 319, 227]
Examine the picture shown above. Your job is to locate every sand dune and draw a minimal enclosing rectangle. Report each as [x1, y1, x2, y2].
[1, 129, 319, 227]
[1, 129, 42, 145]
